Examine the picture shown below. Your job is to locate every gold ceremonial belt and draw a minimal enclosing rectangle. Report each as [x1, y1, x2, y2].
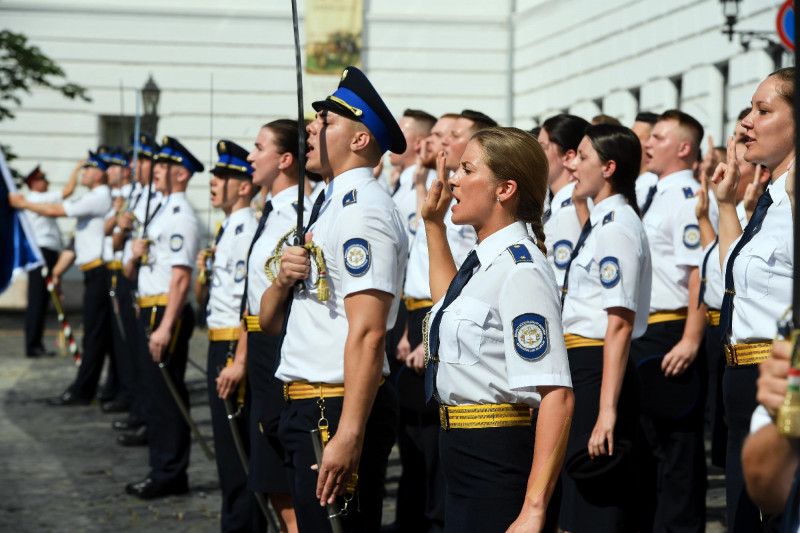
[404, 298, 434, 311]
[706, 310, 721, 327]
[563, 333, 604, 350]
[283, 378, 386, 402]
[137, 294, 168, 308]
[207, 327, 240, 341]
[105, 260, 123, 271]
[79, 258, 105, 272]
[439, 403, 531, 431]
[243, 315, 261, 332]
[725, 342, 772, 367]
[648, 308, 688, 324]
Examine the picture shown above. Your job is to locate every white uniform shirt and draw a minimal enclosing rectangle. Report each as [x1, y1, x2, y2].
[392, 165, 436, 244]
[545, 181, 576, 226]
[63, 185, 112, 267]
[24, 190, 63, 251]
[122, 184, 162, 266]
[545, 198, 593, 289]
[245, 186, 309, 316]
[137, 192, 199, 297]
[207, 207, 257, 329]
[635, 172, 658, 210]
[430, 221, 572, 407]
[403, 180, 477, 300]
[701, 202, 748, 310]
[723, 172, 793, 344]
[276, 167, 409, 383]
[642, 170, 704, 313]
[562, 195, 652, 339]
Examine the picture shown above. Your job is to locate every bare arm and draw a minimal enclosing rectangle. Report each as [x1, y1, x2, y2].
[695, 172, 716, 248]
[316, 289, 392, 504]
[147, 265, 191, 362]
[422, 152, 457, 303]
[507, 386, 574, 532]
[216, 323, 248, 400]
[123, 238, 146, 280]
[743, 423, 799, 513]
[661, 267, 705, 377]
[61, 160, 83, 199]
[8, 196, 67, 217]
[193, 249, 210, 308]
[588, 307, 634, 458]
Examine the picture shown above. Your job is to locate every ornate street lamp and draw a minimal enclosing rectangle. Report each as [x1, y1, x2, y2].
[141, 75, 160, 137]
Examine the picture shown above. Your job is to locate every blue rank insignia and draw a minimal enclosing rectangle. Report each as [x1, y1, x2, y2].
[603, 211, 614, 225]
[235, 224, 243, 235]
[512, 313, 549, 361]
[173, 206, 180, 214]
[561, 197, 572, 208]
[292, 201, 299, 213]
[683, 187, 694, 199]
[683, 224, 700, 249]
[599, 256, 621, 288]
[170, 234, 184, 251]
[342, 189, 357, 207]
[343, 238, 371, 276]
[234, 260, 246, 282]
[553, 240, 573, 269]
[507, 244, 532, 263]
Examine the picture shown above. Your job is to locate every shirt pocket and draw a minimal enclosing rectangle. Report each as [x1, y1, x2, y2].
[569, 251, 594, 292]
[738, 237, 776, 301]
[439, 296, 490, 366]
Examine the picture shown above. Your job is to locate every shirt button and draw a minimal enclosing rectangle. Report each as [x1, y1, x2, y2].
[455, 310, 461, 316]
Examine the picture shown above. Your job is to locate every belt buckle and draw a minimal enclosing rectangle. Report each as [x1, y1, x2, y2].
[724, 345, 735, 366]
[283, 382, 290, 402]
[439, 405, 449, 430]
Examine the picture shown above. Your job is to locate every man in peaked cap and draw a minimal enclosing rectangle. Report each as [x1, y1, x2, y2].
[194, 139, 265, 530]
[258, 66, 408, 532]
[9, 151, 113, 403]
[124, 136, 203, 499]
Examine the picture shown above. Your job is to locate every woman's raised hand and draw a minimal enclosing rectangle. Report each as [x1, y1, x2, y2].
[421, 151, 452, 226]
[710, 136, 741, 205]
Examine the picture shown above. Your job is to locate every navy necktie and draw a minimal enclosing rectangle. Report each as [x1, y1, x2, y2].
[640, 185, 657, 216]
[424, 250, 481, 403]
[560, 219, 593, 307]
[697, 237, 718, 308]
[718, 190, 773, 340]
[240, 201, 273, 318]
[305, 192, 326, 234]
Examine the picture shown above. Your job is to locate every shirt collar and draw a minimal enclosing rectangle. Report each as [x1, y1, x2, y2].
[769, 171, 789, 206]
[476, 221, 529, 272]
[325, 167, 374, 200]
[228, 206, 254, 227]
[271, 185, 299, 211]
[656, 169, 695, 193]
[550, 182, 574, 206]
[589, 194, 627, 226]
[163, 191, 185, 206]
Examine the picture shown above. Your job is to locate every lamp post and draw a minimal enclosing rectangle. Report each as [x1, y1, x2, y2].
[141, 75, 161, 138]
[720, 0, 741, 42]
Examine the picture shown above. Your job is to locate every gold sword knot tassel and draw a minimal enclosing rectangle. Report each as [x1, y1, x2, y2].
[265, 228, 329, 301]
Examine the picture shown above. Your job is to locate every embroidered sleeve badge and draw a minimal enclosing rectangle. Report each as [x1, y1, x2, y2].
[512, 313, 549, 360]
[343, 238, 371, 276]
[170, 234, 184, 252]
[553, 240, 573, 270]
[683, 224, 700, 249]
[234, 260, 246, 282]
[599, 256, 621, 288]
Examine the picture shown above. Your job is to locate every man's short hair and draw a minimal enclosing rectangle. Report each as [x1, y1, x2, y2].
[460, 109, 498, 131]
[737, 107, 751, 121]
[634, 112, 659, 125]
[658, 109, 704, 160]
[403, 109, 437, 131]
[592, 114, 621, 126]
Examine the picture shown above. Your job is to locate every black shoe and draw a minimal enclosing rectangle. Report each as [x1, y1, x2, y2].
[96, 390, 116, 403]
[26, 347, 56, 358]
[101, 400, 131, 414]
[125, 476, 188, 499]
[47, 390, 92, 406]
[117, 425, 148, 446]
[112, 417, 144, 431]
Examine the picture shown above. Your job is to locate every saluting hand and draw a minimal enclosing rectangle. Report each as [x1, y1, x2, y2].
[695, 168, 710, 221]
[216, 360, 245, 399]
[710, 136, 741, 205]
[149, 324, 171, 362]
[314, 430, 361, 505]
[698, 135, 719, 181]
[421, 151, 452, 226]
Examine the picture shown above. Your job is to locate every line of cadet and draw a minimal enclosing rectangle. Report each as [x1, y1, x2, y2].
[9, 64, 793, 533]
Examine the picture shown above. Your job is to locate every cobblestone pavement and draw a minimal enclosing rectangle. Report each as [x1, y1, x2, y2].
[0, 311, 725, 532]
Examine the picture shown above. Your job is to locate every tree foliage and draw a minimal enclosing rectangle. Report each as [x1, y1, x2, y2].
[0, 29, 91, 176]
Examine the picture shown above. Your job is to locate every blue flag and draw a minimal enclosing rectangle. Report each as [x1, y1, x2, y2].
[0, 147, 43, 293]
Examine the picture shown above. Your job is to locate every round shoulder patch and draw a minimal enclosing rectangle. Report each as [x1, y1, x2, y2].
[408, 212, 418, 236]
[512, 313, 549, 361]
[553, 240, 573, 270]
[234, 260, 246, 282]
[683, 224, 700, 249]
[343, 238, 371, 276]
[170, 234, 184, 252]
[599, 256, 621, 288]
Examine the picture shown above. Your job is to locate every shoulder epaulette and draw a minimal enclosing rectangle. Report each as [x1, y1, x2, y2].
[342, 189, 357, 207]
[235, 224, 243, 235]
[602, 211, 614, 225]
[507, 244, 533, 264]
[682, 187, 694, 199]
[561, 197, 572, 208]
[291, 201, 299, 213]
[173, 205, 180, 214]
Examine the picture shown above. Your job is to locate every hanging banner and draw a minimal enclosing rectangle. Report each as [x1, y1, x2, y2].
[305, 0, 363, 75]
